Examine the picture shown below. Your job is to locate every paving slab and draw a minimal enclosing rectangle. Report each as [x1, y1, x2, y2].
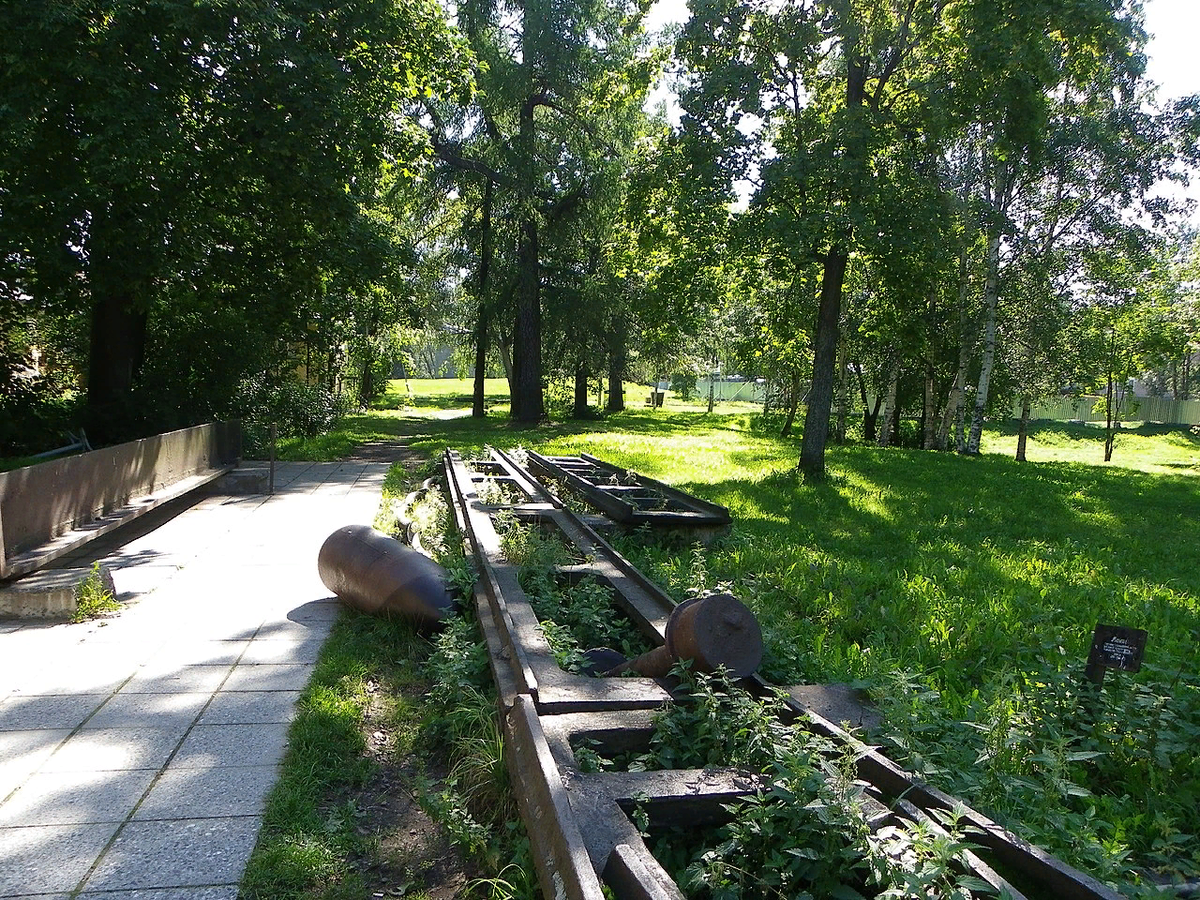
[0, 821, 122, 895]
[221, 663, 314, 693]
[80, 693, 210, 731]
[169, 724, 289, 769]
[198, 691, 301, 726]
[140, 640, 249, 668]
[0, 731, 72, 801]
[79, 887, 238, 899]
[79, 817, 262, 892]
[134, 765, 278, 819]
[38, 728, 188, 774]
[0, 461, 387, 898]
[239, 637, 325, 665]
[0, 769, 158, 826]
[0, 696, 105, 732]
[121, 665, 233, 695]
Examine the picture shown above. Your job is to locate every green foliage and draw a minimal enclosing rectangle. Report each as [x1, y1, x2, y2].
[71, 563, 120, 622]
[635, 666, 791, 773]
[497, 515, 651, 670]
[235, 375, 350, 457]
[250, 386, 1200, 892]
[0, 0, 472, 444]
[670, 371, 698, 401]
[242, 612, 426, 898]
[420, 601, 533, 883]
[643, 673, 990, 899]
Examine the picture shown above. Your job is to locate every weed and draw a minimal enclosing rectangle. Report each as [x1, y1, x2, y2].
[634, 665, 791, 773]
[71, 562, 120, 622]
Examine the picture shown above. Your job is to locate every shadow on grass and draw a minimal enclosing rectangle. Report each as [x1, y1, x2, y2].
[648, 443, 1200, 692]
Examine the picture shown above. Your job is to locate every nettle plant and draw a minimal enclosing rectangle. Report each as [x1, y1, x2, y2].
[640, 668, 993, 900]
[497, 515, 650, 672]
[874, 660, 1200, 891]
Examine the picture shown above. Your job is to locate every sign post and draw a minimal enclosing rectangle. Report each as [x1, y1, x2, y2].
[1084, 624, 1148, 687]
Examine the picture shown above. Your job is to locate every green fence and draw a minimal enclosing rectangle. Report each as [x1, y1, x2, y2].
[1022, 396, 1200, 426]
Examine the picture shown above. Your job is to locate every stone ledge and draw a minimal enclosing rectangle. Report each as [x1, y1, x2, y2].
[213, 468, 270, 495]
[0, 564, 115, 619]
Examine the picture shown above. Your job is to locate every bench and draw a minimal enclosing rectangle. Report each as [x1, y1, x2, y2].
[0, 421, 241, 581]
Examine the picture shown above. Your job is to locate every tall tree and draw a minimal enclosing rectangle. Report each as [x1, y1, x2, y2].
[951, 0, 1153, 454]
[0, 0, 468, 440]
[431, 0, 655, 422]
[677, 0, 952, 478]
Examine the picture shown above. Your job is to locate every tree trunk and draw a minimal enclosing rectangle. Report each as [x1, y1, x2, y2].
[1104, 374, 1115, 462]
[473, 180, 494, 418]
[922, 289, 938, 450]
[966, 227, 1002, 454]
[938, 241, 974, 451]
[854, 362, 880, 442]
[955, 395, 967, 453]
[497, 332, 514, 385]
[1104, 329, 1117, 462]
[573, 359, 589, 418]
[606, 324, 626, 412]
[923, 371, 936, 450]
[878, 357, 900, 447]
[799, 53, 866, 478]
[836, 337, 850, 444]
[799, 246, 849, 475]
[86, 238, 148, 442]
[473, 314, 489, 418]
[707, 376, 715, 413]
[1016, 395, 1031, 461]
[511, 215, 543, 423]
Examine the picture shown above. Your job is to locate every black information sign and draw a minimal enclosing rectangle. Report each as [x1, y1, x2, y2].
[1085, 624, 1148, 684]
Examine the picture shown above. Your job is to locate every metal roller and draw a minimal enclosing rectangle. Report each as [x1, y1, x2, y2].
[318, 524, 455, 626]
[604, 591, 763, 679]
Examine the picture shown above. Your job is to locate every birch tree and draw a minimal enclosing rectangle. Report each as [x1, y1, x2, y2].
[950, 0, 1151, 454]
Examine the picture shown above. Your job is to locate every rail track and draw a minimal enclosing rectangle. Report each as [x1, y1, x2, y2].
[440, 446, 1124, 900]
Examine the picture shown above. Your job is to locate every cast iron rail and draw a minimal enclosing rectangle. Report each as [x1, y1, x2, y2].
[442, 447, 1123, 900]
[525, 450, 731, 531]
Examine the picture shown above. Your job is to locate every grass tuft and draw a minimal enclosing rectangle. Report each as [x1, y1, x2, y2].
[71, 562, 120, 622]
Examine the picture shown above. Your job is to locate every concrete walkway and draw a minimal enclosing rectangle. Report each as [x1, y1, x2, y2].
[0, 461, 389, 899]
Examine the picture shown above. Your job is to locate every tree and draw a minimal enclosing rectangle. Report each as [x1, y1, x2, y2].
[430, 0, 656, 423]
[1, 0, 469, 441]
[677, 0, 953, 478]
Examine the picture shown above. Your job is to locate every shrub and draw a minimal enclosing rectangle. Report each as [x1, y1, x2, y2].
[234, 374, 350, 455]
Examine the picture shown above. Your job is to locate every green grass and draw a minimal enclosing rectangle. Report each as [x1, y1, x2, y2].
[240, 613, 431, 899]
[254, 379, 1200, 894]
[71, 562, 121, 622]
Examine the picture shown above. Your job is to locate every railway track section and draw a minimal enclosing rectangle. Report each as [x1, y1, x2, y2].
[442, 446, 1123, 900]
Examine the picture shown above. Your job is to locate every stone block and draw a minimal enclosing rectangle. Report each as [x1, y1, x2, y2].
[212, 468, 269, 495]
[0, 565, 115, 619]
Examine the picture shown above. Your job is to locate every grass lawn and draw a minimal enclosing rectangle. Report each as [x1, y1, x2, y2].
[251, 378, 1200, 896]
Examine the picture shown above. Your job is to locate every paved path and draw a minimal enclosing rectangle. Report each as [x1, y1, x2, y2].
[0, 461, 389, 898]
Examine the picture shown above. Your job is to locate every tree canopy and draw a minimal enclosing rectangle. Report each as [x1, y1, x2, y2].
[2, 0, 1197, 464]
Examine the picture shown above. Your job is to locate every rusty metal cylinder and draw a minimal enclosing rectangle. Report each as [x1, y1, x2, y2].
[318, 525, 455, 626]
[605, 591, 763, 679]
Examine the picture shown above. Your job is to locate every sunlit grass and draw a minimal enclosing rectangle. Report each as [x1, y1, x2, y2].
[259, 380, 1200, 889]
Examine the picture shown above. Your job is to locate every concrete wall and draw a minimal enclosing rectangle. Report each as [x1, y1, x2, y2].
[0, 421, 240, 559]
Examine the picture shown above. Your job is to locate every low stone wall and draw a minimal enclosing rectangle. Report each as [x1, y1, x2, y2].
[0, 421, 240, 575]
